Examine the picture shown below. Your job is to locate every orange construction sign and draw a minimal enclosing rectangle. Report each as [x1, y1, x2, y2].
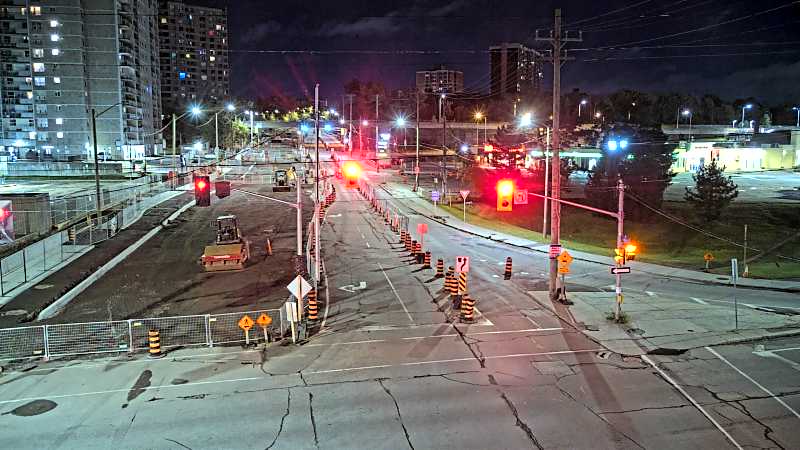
[256, 313, 272, 327]
[238, 314, 254, 331]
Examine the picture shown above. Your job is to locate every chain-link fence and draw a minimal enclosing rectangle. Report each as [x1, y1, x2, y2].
[0, 308, 283, 362]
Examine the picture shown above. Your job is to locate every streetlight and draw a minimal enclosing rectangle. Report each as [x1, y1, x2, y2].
[519, 112, 533, 128]
[225, 103, 235, 112]
[741, 103, 753, 126]
[595, 111, 604, 124]
[474, 111, 487, 146]
[395, 115, 407, 150]
[628, 102, 636, 121]
[578, 99, 587, 118]
[682, 109, 692, 130]
[792, 106, 799, 127]
[90, 101, 123, 219]
[213, 104, 235, 159]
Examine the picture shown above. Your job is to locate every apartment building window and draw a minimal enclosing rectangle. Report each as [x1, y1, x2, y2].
[33, 62, 44, 72]
[57, 131, 63, 138]
[54, 90, 61, 97]
[32, 23, 42, 32]
[31, 6, 41, 15]
[51, 48, 59, 56]
[53, 76, 60, 84]
[161, 17, 167, 24]
[33, 48, 43, 58]
[34, 76, 45, 86]
[209, 56, 215, 62]
[55, 118, 63, 125]
[38, 132, 47, 141]
[29, 131, 36, 139]
[37, 118, 48, 128]
[50, 33, 59, 42]
[50, 19, 58, 27]
[56, 104, 62, 111]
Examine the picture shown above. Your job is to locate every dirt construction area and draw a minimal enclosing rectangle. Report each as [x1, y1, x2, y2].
[0, 182, 313, 327]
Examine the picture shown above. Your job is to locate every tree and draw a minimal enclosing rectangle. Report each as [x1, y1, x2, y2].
[684, 161, 738, 223]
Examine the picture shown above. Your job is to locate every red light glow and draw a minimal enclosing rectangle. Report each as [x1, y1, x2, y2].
[195, 179, 208, 191]
[497, 179, 514, 196]
[342, 161, 361, 178]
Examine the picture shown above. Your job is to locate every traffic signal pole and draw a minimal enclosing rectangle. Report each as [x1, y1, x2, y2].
[615, 179, 624, 321]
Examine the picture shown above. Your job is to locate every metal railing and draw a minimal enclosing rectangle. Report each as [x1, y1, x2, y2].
[0, 308, 284, 361]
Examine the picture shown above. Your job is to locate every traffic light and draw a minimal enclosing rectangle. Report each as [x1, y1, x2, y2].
[614, 248, 624, 265]
[342, 161, 361, 188]
[624, 243, 637, 261]
[496, 179, 514, 212]
[194, 175, 211, 207]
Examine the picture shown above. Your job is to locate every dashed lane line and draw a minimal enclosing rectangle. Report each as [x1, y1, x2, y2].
[377, 262, 414, 323]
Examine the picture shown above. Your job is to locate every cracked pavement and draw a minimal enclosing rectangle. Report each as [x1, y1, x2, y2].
[0, 162, 798, 449]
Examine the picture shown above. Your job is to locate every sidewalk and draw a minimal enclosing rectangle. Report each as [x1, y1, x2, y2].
[529, 290, 800, 356]
[381, 180, 800, 293]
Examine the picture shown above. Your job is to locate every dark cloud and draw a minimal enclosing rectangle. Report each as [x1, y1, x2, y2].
[241, 20, 283, 43]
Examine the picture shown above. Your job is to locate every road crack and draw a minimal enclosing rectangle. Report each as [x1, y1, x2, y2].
[378, 379, 415, 450]
[265, 388, 291, 450]
[164, 437, 193, 449]
[309, 393, 319, 448]
[500, 392, 543, 449]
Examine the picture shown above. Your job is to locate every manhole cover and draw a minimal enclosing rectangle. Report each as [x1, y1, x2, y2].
[0, 309, 28, 317]
[33, 284, 54, 290]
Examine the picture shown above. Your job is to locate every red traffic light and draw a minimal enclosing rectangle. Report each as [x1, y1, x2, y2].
[195, 179, 208, 191]
[342, 161, 361, 178]
[0, 208, 7, 220]
[497, 179, 514, 196]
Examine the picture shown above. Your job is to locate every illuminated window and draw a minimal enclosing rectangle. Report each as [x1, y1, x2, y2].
[53, 76, 60, 84]
[209, 56, 215, 62]
[29, 131, 37, 139]
[50, 19, 58, 27]
[160, 17, 167, 24]
[55, 118, 63, 125]
[57, 132, 64, 138]
[33, 48, 44, 58]
[34, 76, 45, 86]
[31, 6, 41, 15]
[50, 34, 59, 42]
[215, 24, 221, 30]
[51, 48, 60, 56]
[26, 91, 33, 99]
[178, 72, 186, 80]
[33, 62, 45, 72]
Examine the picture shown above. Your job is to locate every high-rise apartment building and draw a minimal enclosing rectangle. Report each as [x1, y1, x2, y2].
[490, 43, 544, 97]
[415, 65, 464, 94]
[158, 1, 230, 113]
[0, 0, 162, 160]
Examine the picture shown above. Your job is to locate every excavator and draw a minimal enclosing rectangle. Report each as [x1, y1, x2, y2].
[200, 215, 250, 271]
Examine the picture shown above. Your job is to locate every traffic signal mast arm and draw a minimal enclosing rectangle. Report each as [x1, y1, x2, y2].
[524, 190, 618, 219]
[232, 188, 299, 209]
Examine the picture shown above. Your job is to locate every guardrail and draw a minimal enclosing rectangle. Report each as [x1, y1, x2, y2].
[0, 308, 284, 362]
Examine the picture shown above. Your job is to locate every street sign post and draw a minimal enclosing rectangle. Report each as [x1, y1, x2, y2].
[731, 258, 739, 329]
[257, 313, 272, 342]
[514, 189, 528, 205]
[286, 275, 312, 318]
[459, 190, 470, 222]
[285, 301, 299, 343]
[455, 256, 470, 273]
[238, 314, 255, 346]
[431, 190, 440, 208]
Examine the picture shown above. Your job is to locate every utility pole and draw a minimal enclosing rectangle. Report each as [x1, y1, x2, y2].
[542, 126, 550, 237]
[375, 94, 380, 171]
[614, 178, 625, 321]
[347, 94, 354, 155]
[537, 9, 582, 301]
[414, 92, 420, 191]
[314, 84, 320, 286]
[172, 112, 177, 188]
[91, 109, 101, 218]
[440, 93, 448, 197]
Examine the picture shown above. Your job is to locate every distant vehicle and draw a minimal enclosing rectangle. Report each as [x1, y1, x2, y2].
[273, 169, 292, 192]
[200, 215, 250, 272]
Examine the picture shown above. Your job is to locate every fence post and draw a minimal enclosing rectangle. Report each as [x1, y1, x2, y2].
[43, 325, 50, 361]
[42, 238, 46, 271]
[0, 257, 4, 296]
[127, 319, 134, 353]
[205, 314, 213, 347]
[22, 246, 28, 283]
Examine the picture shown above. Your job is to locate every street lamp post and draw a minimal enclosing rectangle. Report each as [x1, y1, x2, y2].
[628, 102, 636, 121]
[793, 107, 799, 127]
[578, 99, 587, 120]
[741, 104, 753, 127]
[90, 102, 121, 219]
[474, 112, 483, 146]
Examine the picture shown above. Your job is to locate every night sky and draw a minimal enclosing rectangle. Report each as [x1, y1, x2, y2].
[195, 0, 800, 105]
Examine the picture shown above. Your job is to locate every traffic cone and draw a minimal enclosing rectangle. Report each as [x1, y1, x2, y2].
[504, 257, 512, 280]
[410, 240, 417, 256]
[460, 294, 475, 323]
[422, 251, 432, 269]
[448, 267, 458, 295]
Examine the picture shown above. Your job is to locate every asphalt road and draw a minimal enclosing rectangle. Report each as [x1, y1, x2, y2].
[0, 155, 798, 449]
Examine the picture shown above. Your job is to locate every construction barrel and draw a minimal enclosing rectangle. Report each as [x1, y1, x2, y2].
[435, 259, 444, 277]
[460, 294, 475, 323]
[448, 267, 458, 295]
[410, 240, 418, 256]
[148, 329, 164, 358]
[504, 257, 513, 280]
[307, 289, 319, 321]
[422, 251, 432, 269]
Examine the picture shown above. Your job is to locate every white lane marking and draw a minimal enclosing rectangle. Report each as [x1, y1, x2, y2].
[641, 355, 743, 450]
[366, 242, 371, 248]
[377, 262, 414, 323]
[689, 297, 708, 305]
[771, 346, 800, 353]
[320, 252, 331, 329]
[307, 348, 604, 375]
[645, 291, 656, 297]
[705, 346, 800, 419]
[360, 234, 366, 239]
[754, 351, 800, 372]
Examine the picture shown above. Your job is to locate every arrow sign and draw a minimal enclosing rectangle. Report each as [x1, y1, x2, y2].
[611, 267, 631, 274]
[455, 256, 470, 273]
[339, 281, 367, 293]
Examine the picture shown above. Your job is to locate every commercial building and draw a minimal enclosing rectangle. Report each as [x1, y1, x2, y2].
[0, 0, 162, 160]
[415, 65, 464, 94]
[158, 1, 230, 113]
[490, 43, 544, 96]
